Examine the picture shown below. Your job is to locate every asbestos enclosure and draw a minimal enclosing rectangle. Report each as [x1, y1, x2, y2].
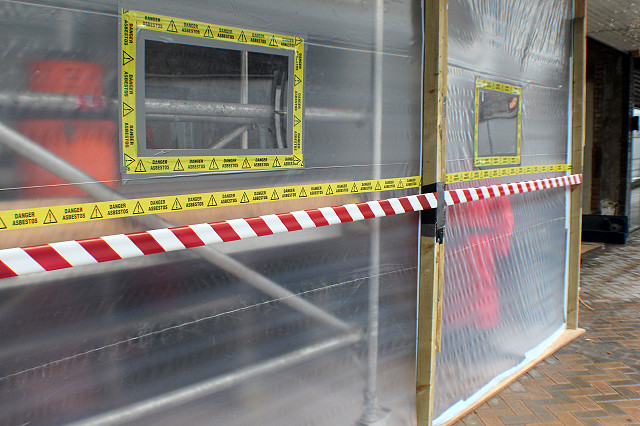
[0, 0, 582, 424]
[0, 0, 422, 424]
[434, 0, 574, 422]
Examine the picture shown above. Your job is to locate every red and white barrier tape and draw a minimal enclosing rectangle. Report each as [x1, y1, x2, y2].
[0, 174, 581, 279]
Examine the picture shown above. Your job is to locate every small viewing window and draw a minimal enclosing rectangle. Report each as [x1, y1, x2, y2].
[474, 79, 522, 167]
[144, 39, 290, 153]
[121, 10, 305, 176]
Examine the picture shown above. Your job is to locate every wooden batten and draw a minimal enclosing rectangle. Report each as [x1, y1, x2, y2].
[416, 0, 448, 424]
[443, 328, 586, 425]
[567, 0, 586, 329]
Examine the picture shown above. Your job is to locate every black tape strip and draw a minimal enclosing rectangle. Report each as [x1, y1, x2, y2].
[421, 182, 446, 243]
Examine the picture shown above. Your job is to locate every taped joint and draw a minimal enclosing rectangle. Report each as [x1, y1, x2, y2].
[421, 182, 446, 243]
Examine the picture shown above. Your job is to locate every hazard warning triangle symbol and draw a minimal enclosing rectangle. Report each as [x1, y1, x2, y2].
[240, 192, 250, 203]
[293, 115, 301, 127]
[326, 185, 333, 196]
[351, 183, 359, 193]
[123, 51, 134, 65]
[295, 37, 302, 46]
[299, 187, 307, 197]
[43, 209, 57, 224]
[273, 158, 281, 167]
[124, 154, 135, 167]
[397, 180, 405, 188]
[242, 158, 251, 169]
[133, 201, 144, 214]
[0, 216, 6, 230]
[204, 26, 214, 38]
[167, 20, 178, 33]
[292, 155, 301, 164]
[209, 158, 219, 170]
[271, 189, 279, 200]
[135, 160, 146, 172]
[123, 103, 134, 117]
[269, 36, 278, 47]
[238, 31, 247, 42]
[172, 198, 183, 210]
[294, 75, 302, 86]
[90, 205, 103, 219]
[208, 195, 217, 207]
[375, 182, 382, 191]
[174, 159, 184, 171]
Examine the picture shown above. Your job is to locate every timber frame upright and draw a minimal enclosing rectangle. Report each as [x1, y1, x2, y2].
[567, 0, 586, 329]
[416, 0, 448, 424]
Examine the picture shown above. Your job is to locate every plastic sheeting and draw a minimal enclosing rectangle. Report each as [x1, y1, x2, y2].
[434, 0, 573, 422]
[0, 0, 422, 424]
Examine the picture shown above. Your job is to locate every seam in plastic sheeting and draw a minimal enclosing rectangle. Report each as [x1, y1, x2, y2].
[0, 265, 416, 384]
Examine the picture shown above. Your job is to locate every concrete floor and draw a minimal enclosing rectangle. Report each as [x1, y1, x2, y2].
[455, 232, 640, 425]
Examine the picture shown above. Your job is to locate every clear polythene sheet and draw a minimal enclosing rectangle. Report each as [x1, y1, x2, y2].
[0, 0, 422, 424]
[434, 185, 568, 421]
[434, 0, 573, 422]
[0, 215, 419, 425]
[0, 0, 421, 247]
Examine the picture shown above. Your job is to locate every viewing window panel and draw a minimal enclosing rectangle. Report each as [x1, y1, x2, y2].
[143, 40, 290, 153]
[121, 10, 304, 177]
[474, 79, 522, 167]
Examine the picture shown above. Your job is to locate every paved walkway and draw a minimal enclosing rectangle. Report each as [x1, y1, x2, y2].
[456, 232, 640, 425]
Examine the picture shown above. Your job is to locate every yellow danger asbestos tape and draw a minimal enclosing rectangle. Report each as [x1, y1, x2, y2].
[121, 9, 305, 174]
[0, 164, 573, 232]
[0, 176, 421, 231]
[446, 164, 572, 184]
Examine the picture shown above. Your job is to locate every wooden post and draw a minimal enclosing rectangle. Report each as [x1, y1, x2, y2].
[567, 0, 586, 329]
[416, 0, 448, 424]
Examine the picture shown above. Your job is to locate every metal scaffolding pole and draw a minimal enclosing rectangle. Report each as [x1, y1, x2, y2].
[145, 98, 274, 119]
[0, 121, 351, 333]
[209, 124, 250, 149]
[0, 92, 107, 113]
[240, 51, 250, 149]
[0, 92, 367, 122]
[71, 331, 363, 426]
[359, 0, 389, 424]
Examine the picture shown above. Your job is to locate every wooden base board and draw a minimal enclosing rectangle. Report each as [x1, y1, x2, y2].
[444, 327, 586, 425]
[581, 242, 602, 255]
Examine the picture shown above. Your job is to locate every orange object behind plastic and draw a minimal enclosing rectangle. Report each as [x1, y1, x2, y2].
[19, 60, 117, 197]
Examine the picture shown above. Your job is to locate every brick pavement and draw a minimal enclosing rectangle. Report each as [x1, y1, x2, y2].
[455, 232, 640, 425]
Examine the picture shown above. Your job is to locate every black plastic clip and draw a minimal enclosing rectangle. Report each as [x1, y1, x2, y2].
[420, 182, 446, 244]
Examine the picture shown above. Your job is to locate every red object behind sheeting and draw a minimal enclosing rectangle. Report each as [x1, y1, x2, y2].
[19, 60, 117, 198]
[30, 60, 104, 95]
[18, 120, 117, 197]
[444, 195, 514, 329]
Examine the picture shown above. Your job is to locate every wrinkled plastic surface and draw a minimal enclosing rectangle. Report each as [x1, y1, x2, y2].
[434, 0, 573, 422]
[0, 0, 421, 424]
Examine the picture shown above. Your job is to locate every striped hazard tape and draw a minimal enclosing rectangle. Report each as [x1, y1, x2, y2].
[0, 174, 582, 280]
